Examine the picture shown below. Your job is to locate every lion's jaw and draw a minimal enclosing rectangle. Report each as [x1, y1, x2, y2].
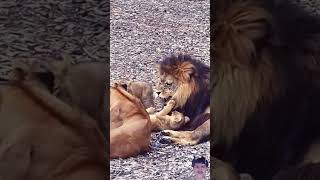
[154, 77, 196, 109]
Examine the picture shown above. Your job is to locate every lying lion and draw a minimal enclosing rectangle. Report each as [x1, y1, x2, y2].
[0, 62, 106, 180]
[110, 81, 190, 159]
[117, 80, 190, 131]
[110, 83, 152, 158]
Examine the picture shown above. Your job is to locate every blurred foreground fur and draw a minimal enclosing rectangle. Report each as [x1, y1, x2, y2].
[213, 0, 320, 179]
[0, 60, 107, 180]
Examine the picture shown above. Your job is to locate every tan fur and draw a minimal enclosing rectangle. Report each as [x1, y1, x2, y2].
[126, 81, 154, 108]
[0, 73, 106, 179]
[45, 56, 108, 137]
[148, 100, 190, 131]
[109, 81, 190, 158]
[110, 84, 152, 159]
[49, 56, 107, 127]
[161, 120, 210, 145]
[117, 80, 189, 131]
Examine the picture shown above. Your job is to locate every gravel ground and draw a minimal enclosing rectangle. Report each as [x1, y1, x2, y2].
[0, 0, 109, 78]
[110, 0, 210, 179]
[0, 0, 210, 179]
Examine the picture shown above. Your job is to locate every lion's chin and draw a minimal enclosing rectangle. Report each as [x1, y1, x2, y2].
[161, 96, 172, 106]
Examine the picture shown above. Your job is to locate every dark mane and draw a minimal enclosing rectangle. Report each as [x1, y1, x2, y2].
[213, 0, 320, 179]
[158, 54, 210, 82]
[158, 54, 210, 130]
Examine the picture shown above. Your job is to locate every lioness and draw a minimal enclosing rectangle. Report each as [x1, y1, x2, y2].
[116, 80, 190, 131]
[116, 80, 154, 108]
[110, 83, 152, 158]
[110, 81, 191, 159]
[47, 55, 108, 138]
[0, 65, 106, 180]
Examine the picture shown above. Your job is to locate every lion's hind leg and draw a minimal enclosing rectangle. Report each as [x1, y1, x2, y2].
[160, 120, 210, 145]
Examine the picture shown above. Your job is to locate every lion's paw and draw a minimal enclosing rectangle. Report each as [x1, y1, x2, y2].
[160, 130, 173, 136]
[159, 136, 173, 144]
[146, 107, 156, 114]
[167, 99, 176, 106]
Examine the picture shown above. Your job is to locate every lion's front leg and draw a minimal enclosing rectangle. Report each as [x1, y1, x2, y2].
[160, 120, 210, 145]
[146, 107, 156, 114]
[157, 99, 176, 116]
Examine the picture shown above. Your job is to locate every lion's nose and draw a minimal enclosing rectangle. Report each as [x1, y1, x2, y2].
[156, 92, 161, 95]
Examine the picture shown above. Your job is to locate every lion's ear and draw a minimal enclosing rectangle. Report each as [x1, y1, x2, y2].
[47, 54, 73, 76]
[10, 60, 43, 81]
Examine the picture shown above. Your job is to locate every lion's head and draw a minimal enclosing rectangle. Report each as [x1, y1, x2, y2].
[155, 54, 210, 119]
[117, 80, 154, 109]
[154, 72, 178, 102]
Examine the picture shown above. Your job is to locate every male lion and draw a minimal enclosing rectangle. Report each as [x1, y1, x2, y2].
[154, 54, 210, 145]
[213, 0, 320, 179]
[0, 64, 106, 180]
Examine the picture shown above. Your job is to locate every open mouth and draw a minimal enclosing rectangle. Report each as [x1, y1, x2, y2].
[162, 96, 172, 106]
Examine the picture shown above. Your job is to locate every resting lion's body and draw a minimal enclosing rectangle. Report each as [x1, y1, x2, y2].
[156, 54, 210, 145]
[110, 84, 152, 159]
[213, 0, 320, 179]
[0, 78, 106, 180]
[110, 81, 192, 158]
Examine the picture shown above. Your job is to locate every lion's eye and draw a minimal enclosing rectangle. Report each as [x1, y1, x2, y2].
[166, 81, 172, 86]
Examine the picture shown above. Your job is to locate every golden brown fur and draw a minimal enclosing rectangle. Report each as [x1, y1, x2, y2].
[213, 0, 320, 179]
[117, 81, 154, 108]
[147, 100, 190, 131]
[155, 54, 210, 145]
[110, 84, 152, 159]
[0, 71, 106, 180]
[116, 80, 190, 131]
[47, 56, 108, 137]
[110, 81, 191, 158]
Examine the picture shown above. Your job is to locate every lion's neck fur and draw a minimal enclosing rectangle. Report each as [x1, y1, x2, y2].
[213, 61, 280, 148]
[173, 81, 196, 108]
